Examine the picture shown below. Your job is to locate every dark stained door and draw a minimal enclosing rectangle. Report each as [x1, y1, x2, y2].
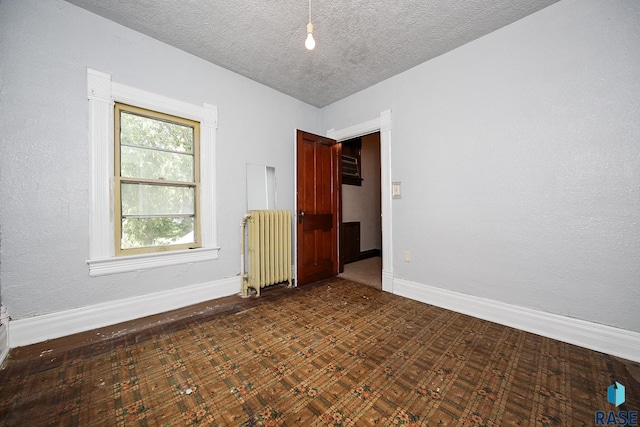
[296, 130, 340, 285]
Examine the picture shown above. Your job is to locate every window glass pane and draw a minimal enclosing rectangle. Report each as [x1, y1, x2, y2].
[121, 146, 194, 181]
[120, 111, 193, 154]
[121, 217, 195, 249]
[115, 103, 201, 254]
[121, 183, 195, 216]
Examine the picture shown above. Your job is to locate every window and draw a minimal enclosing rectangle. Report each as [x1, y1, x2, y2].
[87, 69, 219, 276]
[114, 103, 201, 255]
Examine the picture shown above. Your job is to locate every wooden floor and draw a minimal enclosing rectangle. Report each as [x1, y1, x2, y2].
[0, 277, 638, 426]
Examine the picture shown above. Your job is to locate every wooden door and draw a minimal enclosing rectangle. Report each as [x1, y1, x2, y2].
[296, 130, 340, 285]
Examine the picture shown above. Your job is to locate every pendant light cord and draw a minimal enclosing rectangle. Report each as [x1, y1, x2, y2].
[305, 0, 315, 50]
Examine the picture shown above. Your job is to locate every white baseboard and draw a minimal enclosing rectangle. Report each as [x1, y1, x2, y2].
[393, 278, 640, 363]
[9, 276, 241, 348]
[0, 321, 9, 366]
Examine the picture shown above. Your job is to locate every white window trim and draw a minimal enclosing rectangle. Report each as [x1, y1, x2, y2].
[86, 69, 219, 276]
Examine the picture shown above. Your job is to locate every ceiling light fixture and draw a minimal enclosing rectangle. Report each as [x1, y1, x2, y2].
[305, 0, 315, 50]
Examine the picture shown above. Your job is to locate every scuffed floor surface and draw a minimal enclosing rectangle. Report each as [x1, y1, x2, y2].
[0, 278, 638, 426]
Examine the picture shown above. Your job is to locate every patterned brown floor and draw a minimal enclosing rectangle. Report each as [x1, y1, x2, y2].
[0, 278, 638, 426]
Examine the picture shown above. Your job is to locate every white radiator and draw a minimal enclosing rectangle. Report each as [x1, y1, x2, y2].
[240, 210, 293, 297]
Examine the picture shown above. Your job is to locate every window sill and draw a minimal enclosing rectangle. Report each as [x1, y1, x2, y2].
[87, 247, 220, 277]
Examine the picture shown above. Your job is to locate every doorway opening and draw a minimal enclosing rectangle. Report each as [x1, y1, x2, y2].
[338, 132, 382, 290]
[295, 109, 391, 291]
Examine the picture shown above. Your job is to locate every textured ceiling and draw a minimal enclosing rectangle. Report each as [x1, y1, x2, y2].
[64, 0, 559, 108]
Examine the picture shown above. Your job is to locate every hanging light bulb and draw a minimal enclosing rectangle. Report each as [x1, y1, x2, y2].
[305, 0, 315, 50]
[305, 23, 315, 50]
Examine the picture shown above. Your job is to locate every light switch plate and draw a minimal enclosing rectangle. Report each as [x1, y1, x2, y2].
[392, 182, 401, 199]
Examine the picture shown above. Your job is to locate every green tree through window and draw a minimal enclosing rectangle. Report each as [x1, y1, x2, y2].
[115, 103, 201, 255]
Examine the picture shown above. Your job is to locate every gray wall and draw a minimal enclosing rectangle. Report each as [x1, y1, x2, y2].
[1, 0, 639, 335]
[322, 0, 640, 332]
[0, 0, 320, 319]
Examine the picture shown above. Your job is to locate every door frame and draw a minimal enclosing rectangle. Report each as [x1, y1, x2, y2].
[327, 110, 393, 292]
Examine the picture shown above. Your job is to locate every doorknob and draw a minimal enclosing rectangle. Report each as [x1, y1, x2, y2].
[298, 210, 305, 224]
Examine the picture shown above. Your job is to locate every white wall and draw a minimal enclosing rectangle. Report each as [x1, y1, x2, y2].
[0, 0, 320, 320]
[322, 0, 640, 332]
